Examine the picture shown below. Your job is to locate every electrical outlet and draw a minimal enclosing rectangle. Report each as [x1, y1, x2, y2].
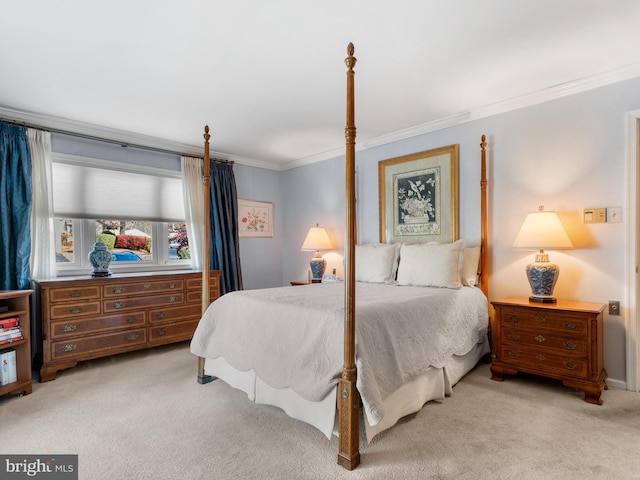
[609, 300, 620, 315]
[607, 207, 622, 223]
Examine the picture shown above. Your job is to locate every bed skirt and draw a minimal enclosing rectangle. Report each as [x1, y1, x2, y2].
[202, 338, 490, 442]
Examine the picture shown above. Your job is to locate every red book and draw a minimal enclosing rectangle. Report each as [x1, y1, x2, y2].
[0, 317, 20, 329]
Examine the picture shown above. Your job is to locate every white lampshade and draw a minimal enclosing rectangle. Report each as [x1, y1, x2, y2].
[301, 225, 333, 283]
[301, 225, 333, 252]
[513, 209, 574, 250]
[513, 207, 573, 304]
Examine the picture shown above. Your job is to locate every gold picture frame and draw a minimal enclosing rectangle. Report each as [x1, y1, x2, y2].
[238, 199, 274, 238]
[378, 145, 459, 244]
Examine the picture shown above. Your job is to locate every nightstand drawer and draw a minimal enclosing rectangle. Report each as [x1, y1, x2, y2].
[500, 346, 588, 379]
[500, 307, 587, 335]
[502, 328, 588, 355]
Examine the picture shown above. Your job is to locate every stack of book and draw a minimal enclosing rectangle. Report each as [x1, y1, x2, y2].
[0, 317, 23, 346]
[0, 317, 22, 386]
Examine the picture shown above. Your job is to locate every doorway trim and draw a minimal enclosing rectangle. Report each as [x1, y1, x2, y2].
[626, 109, 640, 393]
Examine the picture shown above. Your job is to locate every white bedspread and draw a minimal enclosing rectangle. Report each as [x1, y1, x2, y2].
[190, 282, 488, 425]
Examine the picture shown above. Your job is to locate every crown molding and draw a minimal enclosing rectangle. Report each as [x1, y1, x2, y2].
[3, 63, 640, 172]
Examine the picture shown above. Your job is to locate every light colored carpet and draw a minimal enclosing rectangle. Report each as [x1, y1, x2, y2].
[1, 343, 640, 480]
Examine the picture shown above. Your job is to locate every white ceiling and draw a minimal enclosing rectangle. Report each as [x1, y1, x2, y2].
[1, 1, 640, 170]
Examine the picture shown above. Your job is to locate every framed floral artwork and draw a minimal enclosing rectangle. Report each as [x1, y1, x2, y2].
[238, 199, 274, 238]
[378, 145, 459, 244]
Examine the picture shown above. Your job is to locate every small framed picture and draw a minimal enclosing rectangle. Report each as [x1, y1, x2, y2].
[322, 274, 337, 282]
[238, 199, 274, 238]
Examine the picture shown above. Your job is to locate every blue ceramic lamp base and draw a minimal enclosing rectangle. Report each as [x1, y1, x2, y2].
[526, 260, 559, 304]
[310, 256, 326, 283]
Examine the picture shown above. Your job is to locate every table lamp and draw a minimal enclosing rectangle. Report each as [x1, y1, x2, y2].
[301, 224, 333, 283]
[512, 206, 573, 303]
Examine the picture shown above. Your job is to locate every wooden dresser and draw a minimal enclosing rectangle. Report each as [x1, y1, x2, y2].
[34, 270, 221, 381]
[490, 297, 606, 405]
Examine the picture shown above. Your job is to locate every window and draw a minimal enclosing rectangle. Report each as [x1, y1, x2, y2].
[52, 154, 191, 275]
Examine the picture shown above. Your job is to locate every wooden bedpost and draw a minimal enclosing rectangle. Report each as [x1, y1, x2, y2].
[198, 125, 213, 384]
[337, 42, 361, 471]
[480, 134, 488, 299]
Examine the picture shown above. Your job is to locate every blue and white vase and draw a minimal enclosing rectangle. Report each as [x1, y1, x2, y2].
[89, 240, 112, 277]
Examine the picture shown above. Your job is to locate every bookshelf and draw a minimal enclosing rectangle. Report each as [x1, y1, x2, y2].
[0, 290, 33, 397]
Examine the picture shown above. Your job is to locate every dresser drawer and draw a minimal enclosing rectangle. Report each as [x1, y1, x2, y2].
[50, 312, 145, 339]
[49, 301, 101, 320]
[149, 320, 199, 345]
[51, 328, 147, 360]
[48, 286, 101, 303]
[103, 293, 184, 313]
[500, 307, 588, 335]
[148, 303, 201, 324]
[501, 327, 588, 355]
[103, 279, 184, 297]
[186, 276, 219, 291]
[186, 289, 219, 304]
[500, 345, 588, 379]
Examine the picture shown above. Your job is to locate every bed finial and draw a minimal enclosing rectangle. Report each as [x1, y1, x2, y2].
[345, 43, 357, 71]
[204, 125, 210, 143]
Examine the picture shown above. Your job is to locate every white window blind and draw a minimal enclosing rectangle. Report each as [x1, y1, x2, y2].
[52, 157, 185, 221]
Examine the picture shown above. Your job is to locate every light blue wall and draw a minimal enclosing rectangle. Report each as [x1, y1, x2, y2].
[281, 76, 640, 385]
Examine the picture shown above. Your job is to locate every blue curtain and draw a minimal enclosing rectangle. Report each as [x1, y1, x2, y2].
[0, 124, 32, 290]
[209, 161, 243, 294]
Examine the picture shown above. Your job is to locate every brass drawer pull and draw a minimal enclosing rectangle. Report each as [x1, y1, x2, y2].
[535, 354, 546, 361]
[69, 291, 82, 298]
[564, 361, 578, 370]
[563, 321, 577, 330]
[535, 316, 546, 324]
[508, 315, 519, 323]
[127, 333, 139, 341]
[62, 324, 77, 332]
[62, 343, 77, 352]
[127, 316, 137, 324]
[169, 296, 177, 303]
[113, 301, 125, 309]
[69, 306, 83, 314]
[144, 283, 152, 289]
[563, 341, 577, 350]
[508, 333, 521, 341]
[157, 312, 167, 319]
[113, 287, 125, 294]
[168, 283, 177, 289]
[157, 328, 167, 336]
[508, 351, 520, 359]
[534, 334, 546, 343]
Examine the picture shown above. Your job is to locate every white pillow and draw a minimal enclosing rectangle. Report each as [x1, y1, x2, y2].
[461, 246, 481, 287]
[396, 240, 466, 288]
[355, 243, 401, 284]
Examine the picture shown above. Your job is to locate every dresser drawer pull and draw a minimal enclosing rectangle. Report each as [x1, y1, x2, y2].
[508, 315, 520, 323]
[62, 324, 77, 332]
[157, 328, 167, 336]
[156, 312, 167, 319]
[508, 351, 520, 359]
[113, 301, 125, 309]
[113, 287, 125, 294]
[69, 290, 82, 298]
[69, 306, 83, 315]
[62, 343, 77, 352]
[127, 333, 140, 341]
[169, 283, 177, 289]
[534, 334, 546, 343]
[535, 316, 546, 324]
[127, 316, 137, 324]
[563, 321, 577, 330]
[144, 283, 152, 289]
[508, 333, 521, 341]
[535, 354, 546, 361]
[564, 361, 578, 371]
[563, 341, 577, 350]
[169, 296, 178, 303]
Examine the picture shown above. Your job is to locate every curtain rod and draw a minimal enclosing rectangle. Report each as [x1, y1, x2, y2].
[0, 117, 234, 164]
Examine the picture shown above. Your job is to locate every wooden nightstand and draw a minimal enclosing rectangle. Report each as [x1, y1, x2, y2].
[490, 297, 607, 405]
[290, 281, 312, 286]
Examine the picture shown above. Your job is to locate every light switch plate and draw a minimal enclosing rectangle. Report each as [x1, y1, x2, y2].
[607, 207, 622, 223]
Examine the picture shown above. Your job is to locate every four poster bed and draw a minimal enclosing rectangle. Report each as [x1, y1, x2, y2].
[191, 44, 490, 470]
